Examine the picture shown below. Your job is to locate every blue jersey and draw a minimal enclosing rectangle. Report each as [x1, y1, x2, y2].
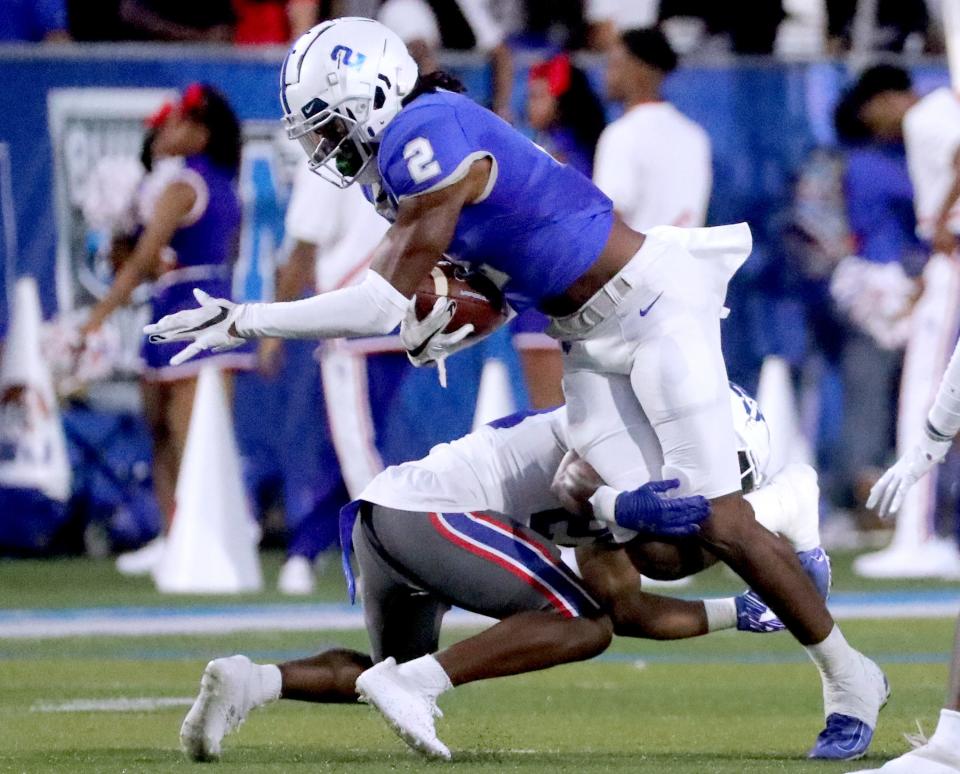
[369, 91, 614, 311]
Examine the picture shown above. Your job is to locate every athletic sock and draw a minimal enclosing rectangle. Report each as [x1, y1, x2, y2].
[397, 654, 453, 699]
[930, 708, 960, 750]
[252, 663, 283, 706]
[805, 626, 876, 721]
[703, 598, 737, 632]
[806, 626, 857, 679]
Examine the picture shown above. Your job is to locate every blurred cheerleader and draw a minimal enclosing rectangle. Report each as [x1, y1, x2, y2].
[82, 83, 253, 574]
[526, 52, 607, 178]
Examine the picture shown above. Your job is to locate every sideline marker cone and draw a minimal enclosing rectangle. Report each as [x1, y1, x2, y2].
[153, 365, 262, 593]
[756, 355, 812, 474]
[0, 277, 70, 501]
[472, 358, 516, 431]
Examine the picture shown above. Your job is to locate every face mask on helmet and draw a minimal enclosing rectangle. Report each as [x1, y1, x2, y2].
[285, 96, 375, 187]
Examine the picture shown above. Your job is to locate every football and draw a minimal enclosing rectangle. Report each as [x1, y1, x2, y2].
[414, 259, 508, 337]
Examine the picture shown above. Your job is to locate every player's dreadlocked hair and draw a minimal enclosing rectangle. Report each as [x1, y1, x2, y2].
[402, 70, 466, 107]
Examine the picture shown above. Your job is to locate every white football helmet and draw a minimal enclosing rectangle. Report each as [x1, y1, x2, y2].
[729, 382, 771, 492]
[280, 17, 418, 187]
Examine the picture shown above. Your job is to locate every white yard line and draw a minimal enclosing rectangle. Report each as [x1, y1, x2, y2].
[0, 594, 957, 639]
[31, 697, 195, 713]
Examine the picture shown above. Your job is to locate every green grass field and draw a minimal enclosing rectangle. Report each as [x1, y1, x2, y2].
[0, 552, 955, 773]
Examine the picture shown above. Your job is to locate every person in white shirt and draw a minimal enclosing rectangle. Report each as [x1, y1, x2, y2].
[269, 162, 401, 595]
[377, 0, 514, 119]
[857, 295, 960, 773]
[593, 26, 712, 232]
[838, 64, 960, 580]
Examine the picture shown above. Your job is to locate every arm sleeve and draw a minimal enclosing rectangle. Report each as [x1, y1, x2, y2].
[927, 339, 960, 441]
[379, 102, 492, 200]
[234, 269, 408, 339]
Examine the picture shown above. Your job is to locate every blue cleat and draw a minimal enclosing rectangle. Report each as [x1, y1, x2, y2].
[735, 590, 785, 632]
[808, 713, 875, 760]
[735, 547, 831, 633]
[798, 546, 832, 600]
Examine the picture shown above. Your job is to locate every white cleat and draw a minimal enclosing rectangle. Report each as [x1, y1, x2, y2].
[355, 657, 451, 760]
[277, 555, 316, 596]
[846, 741, 960, 773]
[180, 655, 258, 761]
[853, 539, 960, 580]
[115, 536, 166, 577]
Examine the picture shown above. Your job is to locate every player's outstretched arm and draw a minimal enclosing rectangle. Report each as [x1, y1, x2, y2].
[868, 337, 960, 517]
[146, 161, 491, 365]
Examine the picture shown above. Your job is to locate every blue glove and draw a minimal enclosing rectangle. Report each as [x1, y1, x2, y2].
[613, 479, 711, 537]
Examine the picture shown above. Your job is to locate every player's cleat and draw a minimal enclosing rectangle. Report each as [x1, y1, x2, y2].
[845, 740, 960, 773]
[115, 536, 166, 576]
[809, 656, 890, 760]
[277, 555, 315, 596]
[180, 655, 259, 761]
[797, 546, 832, 599]
[854, 539, 960, 580]
[735, 590, 784, 632]
[355, 657, 451, 760]
[734, 547, 830, 633]
[809, 714, 877, 761]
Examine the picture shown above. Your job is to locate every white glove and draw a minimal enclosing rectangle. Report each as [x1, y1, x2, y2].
[866, 436, 953, 518]
[400, 296, 474, 380]
[143, 288, 247, 366]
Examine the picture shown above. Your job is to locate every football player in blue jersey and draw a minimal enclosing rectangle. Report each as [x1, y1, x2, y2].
[146, 17, 887, 759]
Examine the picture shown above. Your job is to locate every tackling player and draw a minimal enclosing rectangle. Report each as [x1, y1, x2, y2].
[179, 387, 830, 761]
[148, 18, 887, 758]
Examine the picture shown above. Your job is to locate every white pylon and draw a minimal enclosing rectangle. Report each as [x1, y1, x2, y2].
[472, 358, 516, 430]
[755, 355, 813, 475]
[0, 277, 70, 501]
[153, 365, 262, 593]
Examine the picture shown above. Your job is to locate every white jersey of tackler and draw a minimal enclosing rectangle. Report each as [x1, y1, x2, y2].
[358, 407, 571, 525]
[904, 87, 960, 240]
[284, 161, 389, 292]
[359, 384, 772, 540]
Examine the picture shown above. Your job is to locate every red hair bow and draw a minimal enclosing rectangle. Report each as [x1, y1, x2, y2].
[529, 53, 572, 98]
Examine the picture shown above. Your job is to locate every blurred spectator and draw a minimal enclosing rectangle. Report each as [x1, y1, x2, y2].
[80, 84, 254, 575]
[585, 0, 659, 50]
[513, 52, 607, 409]
[526, 52, 606, 177]
[594, 27, 711, 231]
[827, 0, 930, 52]
[837, 64, 960, 577]
[0, 0, 70, 42]
[512, 0, 587, 50]
[819, 68, 926, 512]
[232, 0, 319, 44]
[68, 0, 131, 41]
[377, 0, 514, 118]
[658, 0, 784, 55]
[118, 0, 234, 42]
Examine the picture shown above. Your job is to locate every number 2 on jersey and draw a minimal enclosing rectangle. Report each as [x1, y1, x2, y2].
[404, 137, 441, 184]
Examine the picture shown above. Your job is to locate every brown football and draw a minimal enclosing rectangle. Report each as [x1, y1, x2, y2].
[414, 259, 508, 337]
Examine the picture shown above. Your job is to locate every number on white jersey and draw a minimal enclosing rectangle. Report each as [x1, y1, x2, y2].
[403, 137, 441, 184]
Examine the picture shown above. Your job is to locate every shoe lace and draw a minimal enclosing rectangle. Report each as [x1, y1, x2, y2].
[904, 719, 928, 749]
